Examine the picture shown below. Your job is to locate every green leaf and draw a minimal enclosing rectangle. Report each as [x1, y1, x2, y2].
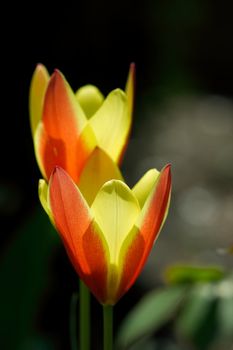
[116, 286, 186, 349]
[175, 284, 218, 349]
[126, 338, 156, 350]
[165, 265, 225, 284]
[217, 279, 233, 339]
[127, 338, 185, 350]
[0, 207, 59, 350]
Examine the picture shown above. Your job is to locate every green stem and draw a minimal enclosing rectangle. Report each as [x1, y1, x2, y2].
[70, 293, 78, 350]
[103, 305, 113, 350]
[79, 280, 90, 350]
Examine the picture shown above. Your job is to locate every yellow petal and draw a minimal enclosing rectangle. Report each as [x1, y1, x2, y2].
[29, 64, 49, 136]
[91, 180, 140, 265]
[78, 147, 123, 205]
[132, 169, 160, 208]
[89, 89, 129, 163]
[76, 85, 104, 119]
[33, 122, 47, 179]
[38, 179, 53, 223]
[125, 62, 135, 121]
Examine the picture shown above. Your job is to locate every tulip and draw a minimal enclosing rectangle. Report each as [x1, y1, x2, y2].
[29, 64, 135, 203]
[39, 164, 171, 305]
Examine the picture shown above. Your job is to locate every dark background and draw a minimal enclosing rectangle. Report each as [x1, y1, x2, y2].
[2, 1, 233, 245]
[1, 1, 233, 349]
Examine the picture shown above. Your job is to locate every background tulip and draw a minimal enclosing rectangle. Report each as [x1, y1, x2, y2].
[29, 64, 135, 196]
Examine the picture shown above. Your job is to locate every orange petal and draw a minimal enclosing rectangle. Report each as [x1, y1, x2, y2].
[34, 122, 66, 180]
[43, 70, 86, 137]
[49, 167, 109, 303]
[35, 121, 97, 182]
[40, 71, 97, 182]
[116, 165, 171, 301]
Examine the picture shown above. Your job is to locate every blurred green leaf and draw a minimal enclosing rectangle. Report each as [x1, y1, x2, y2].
[0, 207, 59, 350]
[165, 265, 225, 284]
[116, 286, 186, 349]
[127, 338, 156, 350]
[128, 337, 185, 350]
[175, 284, 218, 349]
[217, 279, 233, 339]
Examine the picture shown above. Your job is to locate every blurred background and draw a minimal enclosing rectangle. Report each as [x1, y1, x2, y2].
[1, 1, 233, 349]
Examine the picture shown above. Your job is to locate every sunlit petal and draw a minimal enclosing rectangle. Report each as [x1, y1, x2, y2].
[29, 64, 49, 136]
[49, 167, 109, 303]
[89, 89, 129, 163]
[35, 119, 97, 182]
[116, 63, 136, 164]
[116, 165, 171, 301]
[78, 147, 124, 205]
[132, 169, 160, 208]
[38, 179, 53, 223]
[76, 85, 104, 119]
[125, 62, 135, 122]
[91, 180, 140, 265]
[43, 70, 87, 138]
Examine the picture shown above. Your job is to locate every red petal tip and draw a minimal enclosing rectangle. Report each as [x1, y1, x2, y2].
[165, 163, 171, 170]
[162, 163, 172, 177]
[50, 69, 63, 81]
[53, 165, 66, 174]
[54, 68, 62, 75]
[48, 70, 64, 89]
[50, 166, 64, 179]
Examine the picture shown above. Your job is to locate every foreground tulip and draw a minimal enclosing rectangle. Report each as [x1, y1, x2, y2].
[29, 64, 135, 195]
[39, 164, 171, 305]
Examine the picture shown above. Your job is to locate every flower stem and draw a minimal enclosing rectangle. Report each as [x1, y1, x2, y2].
[70, 293, 78, 350]
[79, 280, 90, 350]
[103, 305, 113, 350]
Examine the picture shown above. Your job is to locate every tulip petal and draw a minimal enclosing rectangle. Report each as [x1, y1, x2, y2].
[91, 180, 140, 265]
[132, 169, 160, 208]
[49, 167, 109, 303]
[29, 64, 49, 136]
[39, 70, 97, 182]
[78, 147, 124, 205]
[76, 85, 104, 119]
[38, 179, 54, 223]
[91, 179, 141, 303]
[35, 120, 97, 182]
[137, 165, 171, 243]
[116, 165, 171, 301]
[43, 70, 87, 137]
[89, 89, 129, 163]
[115, 63, 136, 164]
[125, 62, 135, 122]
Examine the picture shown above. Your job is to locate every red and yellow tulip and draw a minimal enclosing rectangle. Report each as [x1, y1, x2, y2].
[39, 164, 171, 305]
[29, 64, 135, 203]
